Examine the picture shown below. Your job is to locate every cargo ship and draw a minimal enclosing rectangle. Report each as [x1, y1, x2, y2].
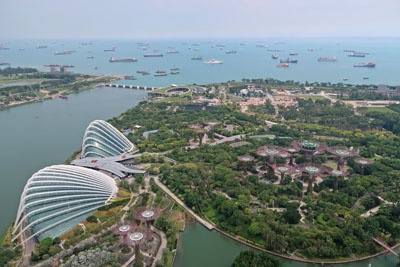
[272, 54, 278, 59]
[226, 50, 237, 54]
[54, 50, 73, 55]
[348, 52, 365, 57]
[167, 51, 179, 54]
[354, 62, 376, 68]
[154, 71, 167, 77]
[191, 56, 203, 60]
[203, 59, 223, 64]
[277, 63, 289, 68]
[318, 57, 337, 62]
[280, 58, 298, 63]
[109, 57, 137, 63]
[170, 71, 180, 75]
[144, 54, 163, 57]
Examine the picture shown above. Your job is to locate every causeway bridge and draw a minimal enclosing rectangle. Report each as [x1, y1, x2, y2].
[103, 83, 159, 91]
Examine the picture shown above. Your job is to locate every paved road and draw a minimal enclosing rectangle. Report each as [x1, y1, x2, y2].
[153, 176, 214, 230]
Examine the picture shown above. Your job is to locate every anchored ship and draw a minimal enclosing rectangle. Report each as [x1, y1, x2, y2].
[109, 57, 137, 63]
[289, 52, 298, 56]
[318, 57, 337, 62]
[191, 56, 203, 60]
[203, 59, 223, 64]
[348, 52, 366, 57]
[277, 63, 289, 68]
[144, 54, 163, 57]
[354, 62, 376, 68]
[226, 50, 237, 54]
[280, 58, 298, 63]
[272, 54, 278, 59]
[167, 51, 179, 54]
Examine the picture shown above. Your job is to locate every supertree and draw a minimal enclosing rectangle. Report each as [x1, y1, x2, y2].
[354, 158, 373, 176]
[327, 169, 350, 191]
[122, 227, 153, 264]
[133, 206, 162, 231]
[188, 124, 207, 145]
[257, 146, 286, 164]
[285, 147, 300, 165]
[296, 163, 332, 194]
[238, 155, 255, 174]
[327, 146, 359, 171]
[272, 164, 294, 185]
[292, 140, 327, 163]
[111, 221, 138, 246]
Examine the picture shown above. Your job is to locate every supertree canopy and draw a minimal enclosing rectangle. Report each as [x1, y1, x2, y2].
[354, 158, 374, 175]
[111, 221, 138, 245]
[257, 146, 286, 164]
[327, 146, 359, 170]
[296, 163, 332, 194]
[285, 147, 300, 165]
[292, 140, 327, 162]
[272, 164, 294, 185]
[238, 155, 255, 174]
[134, 206, 162, 227]
[327, 169, 350, 191]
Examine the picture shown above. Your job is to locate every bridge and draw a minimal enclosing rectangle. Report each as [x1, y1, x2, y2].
[373, 237, 400, 258]
[104, 83, 159, 91]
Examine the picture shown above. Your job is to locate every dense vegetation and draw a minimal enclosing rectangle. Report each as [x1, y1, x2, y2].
[110, 98, 400, 260]
[231, 250, 281, 267]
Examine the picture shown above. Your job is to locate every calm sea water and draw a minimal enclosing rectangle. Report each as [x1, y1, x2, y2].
[0, 38, 399, 86]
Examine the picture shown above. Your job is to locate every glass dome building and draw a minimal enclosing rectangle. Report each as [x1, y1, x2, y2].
[12, 165, 118, 243]
[81, 120, 135, 158]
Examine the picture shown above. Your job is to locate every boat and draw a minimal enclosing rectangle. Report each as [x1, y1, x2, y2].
[170, 71, 180, 75]
[307, 48, 314, 51]
[215, 44, 225, 47]
[344, 50, 355, 52]
[36, 45, 48, 49]
[154, 72, 167, 77]
[54, 50, 73, 55]
[348, 52, 366, 57]
[280, 58, 298, 63]
[0, 47, 10, 50]
[59, 95, 68, 100]
[267, 49, 282, 52]
[191, 56, 203, 60]
[142, 71, 150, 75]
[104, 49, 115, 52]
[194, 48, 200, 51]
[203, 59, 223, 64]
[87, 56, 94, 59]
[354, 62, 376, 68]
[272, 54, 278, 59]
[363, 77, 369, 80]
[343, 78, 349, 81]
[318, 57, 337, 62]
[277, 63, 289, 68]
[124, 75, 136, 80]
[289, 52, 298, 56]
[0, 62, 10, 66]
[170, 67, 180, 71]
[109, 57, 137, 63]
[167, 51, 179, 54]
[144, 54, 163, 57]
[93, 66, 98, 70]
[226, 50, 237, 54]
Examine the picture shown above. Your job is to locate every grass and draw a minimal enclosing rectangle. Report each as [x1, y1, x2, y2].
[366, 107, 395, 113]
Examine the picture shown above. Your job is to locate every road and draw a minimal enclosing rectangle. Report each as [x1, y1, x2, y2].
[153, 176, 214, 230]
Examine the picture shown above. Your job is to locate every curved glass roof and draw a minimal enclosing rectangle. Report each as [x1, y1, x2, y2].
[12, 165, 117, 243]
[81, 120, 135, 158]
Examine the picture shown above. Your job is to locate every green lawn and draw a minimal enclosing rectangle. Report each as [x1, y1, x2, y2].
[366, 107, 395, 113]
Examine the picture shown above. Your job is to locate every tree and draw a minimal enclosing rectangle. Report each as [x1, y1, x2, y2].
[231, 250, 281, 267]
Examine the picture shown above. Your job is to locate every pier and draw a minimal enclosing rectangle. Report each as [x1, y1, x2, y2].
[104, 83, 159, 91]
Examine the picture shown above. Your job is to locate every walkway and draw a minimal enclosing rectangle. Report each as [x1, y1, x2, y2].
[151, 226, 167, 267]
[209, 134, 246, 146]
[373, 237, 400, 258]
[153, 176, 214, 230]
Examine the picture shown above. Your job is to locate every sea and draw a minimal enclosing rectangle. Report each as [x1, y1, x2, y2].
[1, 37, 400, 86]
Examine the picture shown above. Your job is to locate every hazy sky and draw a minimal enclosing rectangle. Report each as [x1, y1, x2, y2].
[1, 0, 399, 39]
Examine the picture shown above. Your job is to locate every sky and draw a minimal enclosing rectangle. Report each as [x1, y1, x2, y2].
[1, 0, 399, 39]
